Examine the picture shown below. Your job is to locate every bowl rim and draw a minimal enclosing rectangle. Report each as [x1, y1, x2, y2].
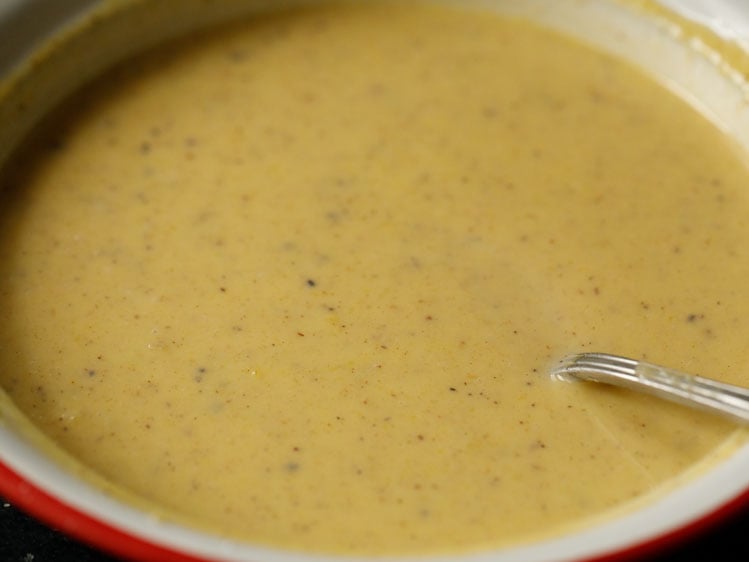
[2, 1, 749, 561]
[3, 455, 749, 562]
[2, 421, 749, 562]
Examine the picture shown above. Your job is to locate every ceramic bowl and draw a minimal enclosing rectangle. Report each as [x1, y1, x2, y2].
[1, 1, 749, 561]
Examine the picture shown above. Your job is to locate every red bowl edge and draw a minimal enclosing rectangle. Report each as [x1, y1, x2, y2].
[3, 456, 749, 562]
[0, 459, 211, 562]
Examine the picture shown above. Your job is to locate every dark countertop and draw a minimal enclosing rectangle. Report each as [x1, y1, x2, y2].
[3, 495, 749, 562]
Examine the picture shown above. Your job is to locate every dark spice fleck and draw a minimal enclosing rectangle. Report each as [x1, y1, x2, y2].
[46, 138, 66, 152]
[306, 279, 317, 287]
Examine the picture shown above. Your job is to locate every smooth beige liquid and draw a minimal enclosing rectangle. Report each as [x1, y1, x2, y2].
[2, 0, 749, 555]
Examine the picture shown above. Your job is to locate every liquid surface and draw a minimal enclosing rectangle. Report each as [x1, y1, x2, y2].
[2, 0, 749, 555]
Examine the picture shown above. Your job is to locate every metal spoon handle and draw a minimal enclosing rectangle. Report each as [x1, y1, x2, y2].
[551, 352, 749, 425]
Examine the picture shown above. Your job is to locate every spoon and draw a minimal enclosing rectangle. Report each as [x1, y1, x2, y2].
[551, 352, 749, 425]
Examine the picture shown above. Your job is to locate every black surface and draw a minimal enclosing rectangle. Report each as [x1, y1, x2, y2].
[2, 494, 749, 562]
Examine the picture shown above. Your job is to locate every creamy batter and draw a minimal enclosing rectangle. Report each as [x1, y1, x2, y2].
[1, 0, 749, 555]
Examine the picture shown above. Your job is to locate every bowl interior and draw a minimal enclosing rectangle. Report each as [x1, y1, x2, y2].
[1, 1, 749, 561]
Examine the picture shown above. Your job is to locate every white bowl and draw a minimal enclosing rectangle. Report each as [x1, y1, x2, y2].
[1, 1, 749, 561]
